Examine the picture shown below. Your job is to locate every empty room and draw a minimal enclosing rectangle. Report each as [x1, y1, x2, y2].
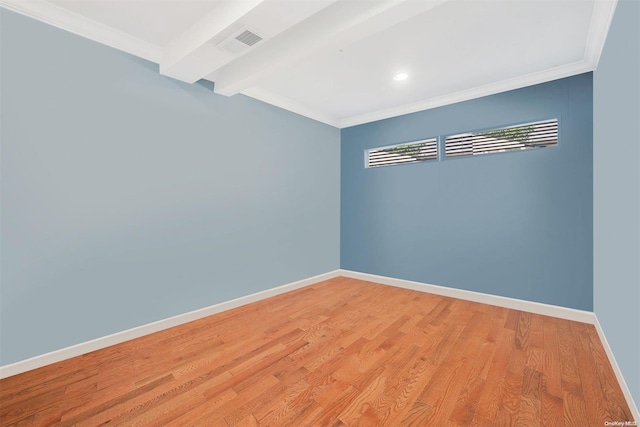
[1, 0, 638, 425]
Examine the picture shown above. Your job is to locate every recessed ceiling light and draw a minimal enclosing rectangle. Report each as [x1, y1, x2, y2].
[393, 73, 408, 81]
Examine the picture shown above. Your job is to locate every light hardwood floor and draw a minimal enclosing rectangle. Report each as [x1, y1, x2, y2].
[0, 277, 634, 426]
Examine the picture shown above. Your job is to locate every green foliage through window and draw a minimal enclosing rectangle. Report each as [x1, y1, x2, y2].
[445, 119, 558, 158]
[367, 138, 438, 167]
[477, 125, 534, 143]
[381, 142, 433, 159]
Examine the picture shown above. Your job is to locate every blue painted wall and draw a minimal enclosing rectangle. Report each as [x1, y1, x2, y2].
[6, 6, 633, 404]
[341, 74, 593, 310]
[594, 0, 640, 406]
[0, 10, 340, 365]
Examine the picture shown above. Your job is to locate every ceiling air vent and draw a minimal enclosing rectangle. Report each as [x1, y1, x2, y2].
[235, 30, 262, 47]
[217, 28, 264, 54]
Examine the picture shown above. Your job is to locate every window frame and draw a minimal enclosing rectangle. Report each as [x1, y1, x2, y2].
[442, 118, 560, 160]
[365, 137, 439, 169]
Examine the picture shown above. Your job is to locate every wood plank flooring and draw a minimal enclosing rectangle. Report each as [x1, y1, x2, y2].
[0, 277, 634, 426]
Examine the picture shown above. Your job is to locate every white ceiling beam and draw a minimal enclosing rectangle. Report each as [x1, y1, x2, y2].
[212, 0, 450, 97]
[160, 0, 264, 83]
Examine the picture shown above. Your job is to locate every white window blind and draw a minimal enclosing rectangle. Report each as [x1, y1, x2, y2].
[367, 138, 438, 168]
[445, 119, 558, 158]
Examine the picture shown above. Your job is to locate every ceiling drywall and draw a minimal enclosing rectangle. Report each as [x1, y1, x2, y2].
[0, 0, 617, 127]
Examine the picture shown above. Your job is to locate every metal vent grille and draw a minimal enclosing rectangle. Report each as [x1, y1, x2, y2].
[235, 30, 262, 46]
[445, 119, 558, 158]
[367, 138, 438, 168]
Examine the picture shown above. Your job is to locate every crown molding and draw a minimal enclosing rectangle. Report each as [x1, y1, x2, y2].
[1, 0, 617, 129]
[244, 59, 594, 130]
[248, 0, 616, 129]
[242, 86, 341, 128]
[338, 60, 594, 128]
[584, 0, 618, 69]
[336, 0, 617, 128]
[0, 0, 162, 63]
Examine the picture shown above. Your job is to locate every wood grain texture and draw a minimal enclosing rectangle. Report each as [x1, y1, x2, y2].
[0, 277, 634, 426]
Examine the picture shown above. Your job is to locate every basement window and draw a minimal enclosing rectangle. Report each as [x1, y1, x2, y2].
[366, 138, 438, 168]
[444, 118, 558, 158]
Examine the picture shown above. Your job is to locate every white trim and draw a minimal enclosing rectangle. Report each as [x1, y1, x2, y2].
[0, 0, 162, 63]
[213, 0, 451, 97]
[159, 0, 264, 83]
[339, 269, 639, 417]
[0, 270, 341, 380]
[242, 86, 341, 128]
[3, 268, 637, 418]
[338, 269, 596, 323]
[338, 61, 593, 128]
[584, 0, 618, 70]
[243, 60, 593, 129]
[593, 315, 640, 420]
[0, 0, 615, 129]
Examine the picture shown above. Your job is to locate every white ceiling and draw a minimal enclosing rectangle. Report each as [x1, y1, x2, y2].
[1, 0, 617, 128]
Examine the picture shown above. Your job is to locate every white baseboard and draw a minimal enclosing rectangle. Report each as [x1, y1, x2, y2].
[593, 315, 640, 421]
[339, 269, 638, 418]
[338, 269, 596, 324]
[2, 268, 637, 419]
[0, 270, 341, 380]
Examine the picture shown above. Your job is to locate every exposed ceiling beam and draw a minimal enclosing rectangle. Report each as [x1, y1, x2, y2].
[211, 0, 450, 97]
[159, 0, 264, 83]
